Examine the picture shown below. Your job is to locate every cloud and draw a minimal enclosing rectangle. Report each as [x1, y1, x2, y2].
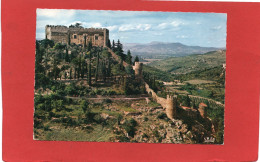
[157, 23, 168, 29]
[157, 20, 185, 29]
[211, 25, 222, 30]
[119, 24, 151, 31]
[176, 35, 189, 39]
[106, 25, 118, 31]
[171, 20, 185, 27]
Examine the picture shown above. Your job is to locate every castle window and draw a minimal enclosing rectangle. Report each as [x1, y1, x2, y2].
[74, 35, 77, 39]
[95, 35, 98, 40]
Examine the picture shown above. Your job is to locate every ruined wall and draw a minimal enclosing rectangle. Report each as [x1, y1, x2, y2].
[144, 82, 177, 119]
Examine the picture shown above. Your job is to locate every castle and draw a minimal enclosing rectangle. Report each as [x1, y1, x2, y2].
[45, 25, 109, 47]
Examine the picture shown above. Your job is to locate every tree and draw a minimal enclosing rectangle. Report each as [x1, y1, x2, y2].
[115, 39, 124, 60]
[69, 68, 72, 80]
[134, 56, 139, 64]
[87, 41, 92, 52]
[95, 51, 100, 82]
[54, 43, 66, 50]
[52, 58, 60, 80]
[88, 60, 92, 86]
[125, 65, 134, 77]
[112, 40, 116, 51]
[182, 95, 191, 107]
[70, 22, 83, 28]
[107, 39, 111, 48]
[80, 100, 89, 113]
[40, 39, 55, 48]
[126, 50, 132, 65]
[81, 59, 86, 79]
[65, 48, 70, 62]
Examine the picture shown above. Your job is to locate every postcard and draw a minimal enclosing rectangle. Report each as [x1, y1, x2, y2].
[34, 9, 226, 144]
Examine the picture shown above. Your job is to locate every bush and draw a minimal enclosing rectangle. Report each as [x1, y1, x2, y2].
[157, 112, 167, 119]
[34, 119, 43, 129]
[93, 113, 103, 124]
[80, 100, 89, 113]
[104, 99, 112, 104]
[122, 118, 137, 137]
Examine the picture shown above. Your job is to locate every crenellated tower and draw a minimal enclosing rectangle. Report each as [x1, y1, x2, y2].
[165, 95, 177, 120]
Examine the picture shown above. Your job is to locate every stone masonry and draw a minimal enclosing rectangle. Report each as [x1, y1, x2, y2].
[45, 25, 109, 47]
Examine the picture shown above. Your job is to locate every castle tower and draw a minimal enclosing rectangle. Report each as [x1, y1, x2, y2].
[165, 95, 177, 120]
[198, 103, 208, 118]
[133, 62, 143, 79]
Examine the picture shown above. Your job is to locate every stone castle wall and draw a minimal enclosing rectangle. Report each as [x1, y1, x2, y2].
[45, 25, 109, 47]
[144, 79, 177, 119]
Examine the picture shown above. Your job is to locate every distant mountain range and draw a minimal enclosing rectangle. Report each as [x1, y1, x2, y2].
[123, 41, 225, 59]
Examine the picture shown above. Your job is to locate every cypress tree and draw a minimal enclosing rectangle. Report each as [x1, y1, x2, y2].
[107, 39, 111, 48]
[134, 56, 139, 64]
[69, 68, 72, 80]
[112, 40, 115, 52]
[88, 60, 91, 86]
[95, 51, 100, 82]
[126, 50, 132, 65]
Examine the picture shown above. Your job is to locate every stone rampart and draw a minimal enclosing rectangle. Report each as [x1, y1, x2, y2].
[144, 82, 177, 119]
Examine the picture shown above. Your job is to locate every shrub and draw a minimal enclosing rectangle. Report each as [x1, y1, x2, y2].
[157, 112, 167, 119]
[34, 119, 43, 129]
[93, 113, 103, 124]
[122, 118, 137, 137]
[80, 100, 89, 113]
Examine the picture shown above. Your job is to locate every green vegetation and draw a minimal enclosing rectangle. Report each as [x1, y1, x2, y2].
[143, 64, 174, 82]
[34, 38, 145, 141]
[149, 50, 226, 74]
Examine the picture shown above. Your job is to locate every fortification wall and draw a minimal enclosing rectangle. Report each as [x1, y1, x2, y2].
[45, 25, 109, 46]
[144, 82, 176, 119]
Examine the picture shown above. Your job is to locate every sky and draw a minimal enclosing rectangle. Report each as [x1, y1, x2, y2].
[36, 9, 227, 48]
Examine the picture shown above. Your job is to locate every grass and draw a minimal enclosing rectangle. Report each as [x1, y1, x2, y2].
[119, 106, 137, 112]
[148, 101, 161, 107]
